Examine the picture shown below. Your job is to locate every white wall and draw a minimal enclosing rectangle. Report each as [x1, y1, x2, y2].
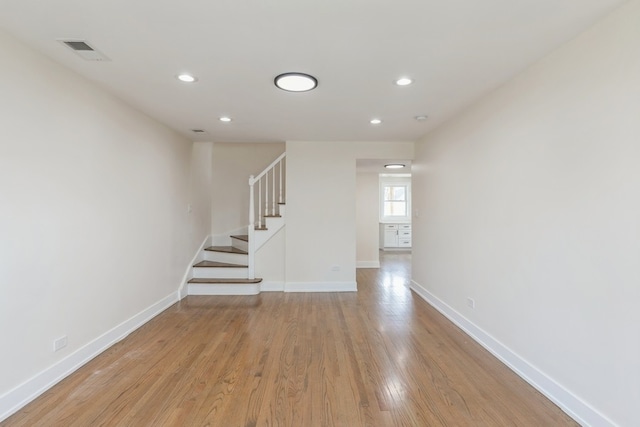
[286, 141, 413, 290]
[356, 172, 380, 267]
[255, 228, 286, 290]
[411, 2, 640, 425]
[189, 141, 214, 245]
[0, 30, 210, 418]
[211, 142, 285, 237]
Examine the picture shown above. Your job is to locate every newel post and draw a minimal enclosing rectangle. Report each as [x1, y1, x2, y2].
[248, 175, 255, 279]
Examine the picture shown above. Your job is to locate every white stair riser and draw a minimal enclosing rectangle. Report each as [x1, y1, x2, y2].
[192, 267, 248, 279]
[231, 239, 248, 252]
[188, 283, 260, 296]
[203, 251, 248, 264]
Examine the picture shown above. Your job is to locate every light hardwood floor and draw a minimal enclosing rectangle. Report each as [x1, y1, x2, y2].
[4, 251, 576, 426]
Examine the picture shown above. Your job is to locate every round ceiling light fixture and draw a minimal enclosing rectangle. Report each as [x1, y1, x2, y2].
[370, 118, 382, 125]
[384, 163, 405, 169]
[414, 115, 428, 121]
[395, 77, 413, 86]
[219, 116, 232, 122]
[176, 73, 197, 83]
[274, 72, 318, 92]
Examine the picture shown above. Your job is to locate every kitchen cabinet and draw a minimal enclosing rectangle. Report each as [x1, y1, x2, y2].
[382, 223, 411, 248]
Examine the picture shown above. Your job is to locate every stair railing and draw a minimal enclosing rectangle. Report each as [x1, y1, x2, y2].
[248, 153, 286, 279]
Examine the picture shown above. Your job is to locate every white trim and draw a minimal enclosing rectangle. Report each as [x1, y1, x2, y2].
[260, 281, 285, 292]
[356, 260, 380, 268]
[284, 281, 357, 292]
[178, 235, 211, 299]
[0, 292, 179, 422]
[409, 280, 618, 427]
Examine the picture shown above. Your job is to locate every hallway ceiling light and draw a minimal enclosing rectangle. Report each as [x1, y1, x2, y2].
[370, 118, 382, 125]
[274, 72, 318, 92]
[384, 164, 405, 169]
[395, 77, 413, 86]
[176, 73, 197, 83]
[219, 116, 232, 122]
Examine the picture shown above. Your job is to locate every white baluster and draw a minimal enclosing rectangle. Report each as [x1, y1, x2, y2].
[264, 171, 269, 219]
[279, 159, 283, 204]
[271, 167, 276, 216]
[258, 178, 262, 229]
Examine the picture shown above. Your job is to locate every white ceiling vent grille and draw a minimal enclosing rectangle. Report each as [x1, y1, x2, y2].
[58, 39, 110, 61]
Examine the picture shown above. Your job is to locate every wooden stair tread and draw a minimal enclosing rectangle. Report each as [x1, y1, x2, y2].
[204, 246, 248, 255]
[230, 235, 249, 242]
[193, 260, 247, 268]
[188, 278, 263, 284]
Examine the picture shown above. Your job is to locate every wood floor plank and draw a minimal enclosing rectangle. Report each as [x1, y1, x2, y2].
[3, 252, 577, 426]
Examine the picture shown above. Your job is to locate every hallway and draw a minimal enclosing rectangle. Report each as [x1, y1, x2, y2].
[5, 253, 575, 426]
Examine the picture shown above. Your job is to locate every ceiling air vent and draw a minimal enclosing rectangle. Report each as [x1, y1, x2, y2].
[191, 129, 206, 133]
[58, 39, 110, 61]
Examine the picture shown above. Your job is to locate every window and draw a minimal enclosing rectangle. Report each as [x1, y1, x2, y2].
[379, 176, 411, 222]
[383, 185, 408, 217]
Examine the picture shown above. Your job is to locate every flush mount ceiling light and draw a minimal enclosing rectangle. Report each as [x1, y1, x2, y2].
[219, 116, 232, 122]
[176, 73, 197, 83]
[414, 115, 428, 121]
[395, 77, 413, 86]
[274, 72, 318, 92]
[384, 163, 405, 169]
[370, 118, 382, 125]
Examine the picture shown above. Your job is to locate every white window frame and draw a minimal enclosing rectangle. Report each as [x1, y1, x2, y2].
[379, 175, 411, 222]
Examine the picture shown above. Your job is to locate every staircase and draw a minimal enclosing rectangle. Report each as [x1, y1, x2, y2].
[187, 153, 286, 295]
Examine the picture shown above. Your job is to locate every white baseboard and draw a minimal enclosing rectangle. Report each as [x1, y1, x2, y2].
[179, 235, 211, 299]
[409, 280, 616, 427]
[284, 281, 357, 292]
[0, 292, 179, 422]
[356, 260, 380, 268]
[260, 281, 285, 292]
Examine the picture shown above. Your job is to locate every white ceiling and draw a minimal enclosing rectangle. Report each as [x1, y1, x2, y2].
[0, 0, 624, 143]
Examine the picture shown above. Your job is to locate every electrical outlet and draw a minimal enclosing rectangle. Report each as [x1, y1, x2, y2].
[53, 336, 68, 352]
[467, 298, 475, 309]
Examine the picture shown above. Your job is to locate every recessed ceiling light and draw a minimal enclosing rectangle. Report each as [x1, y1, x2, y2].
[395, 77, 413, 86]
[370, 118, 382, 125]
[219, 116, 232, 122]
[385, 164, 405, 169]
[274, 72, 318, 92]
[414, 115, 428, 121]
[177, 73, 197, 83]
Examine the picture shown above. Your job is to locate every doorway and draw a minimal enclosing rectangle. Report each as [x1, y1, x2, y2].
[355, 159, 412, 271]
